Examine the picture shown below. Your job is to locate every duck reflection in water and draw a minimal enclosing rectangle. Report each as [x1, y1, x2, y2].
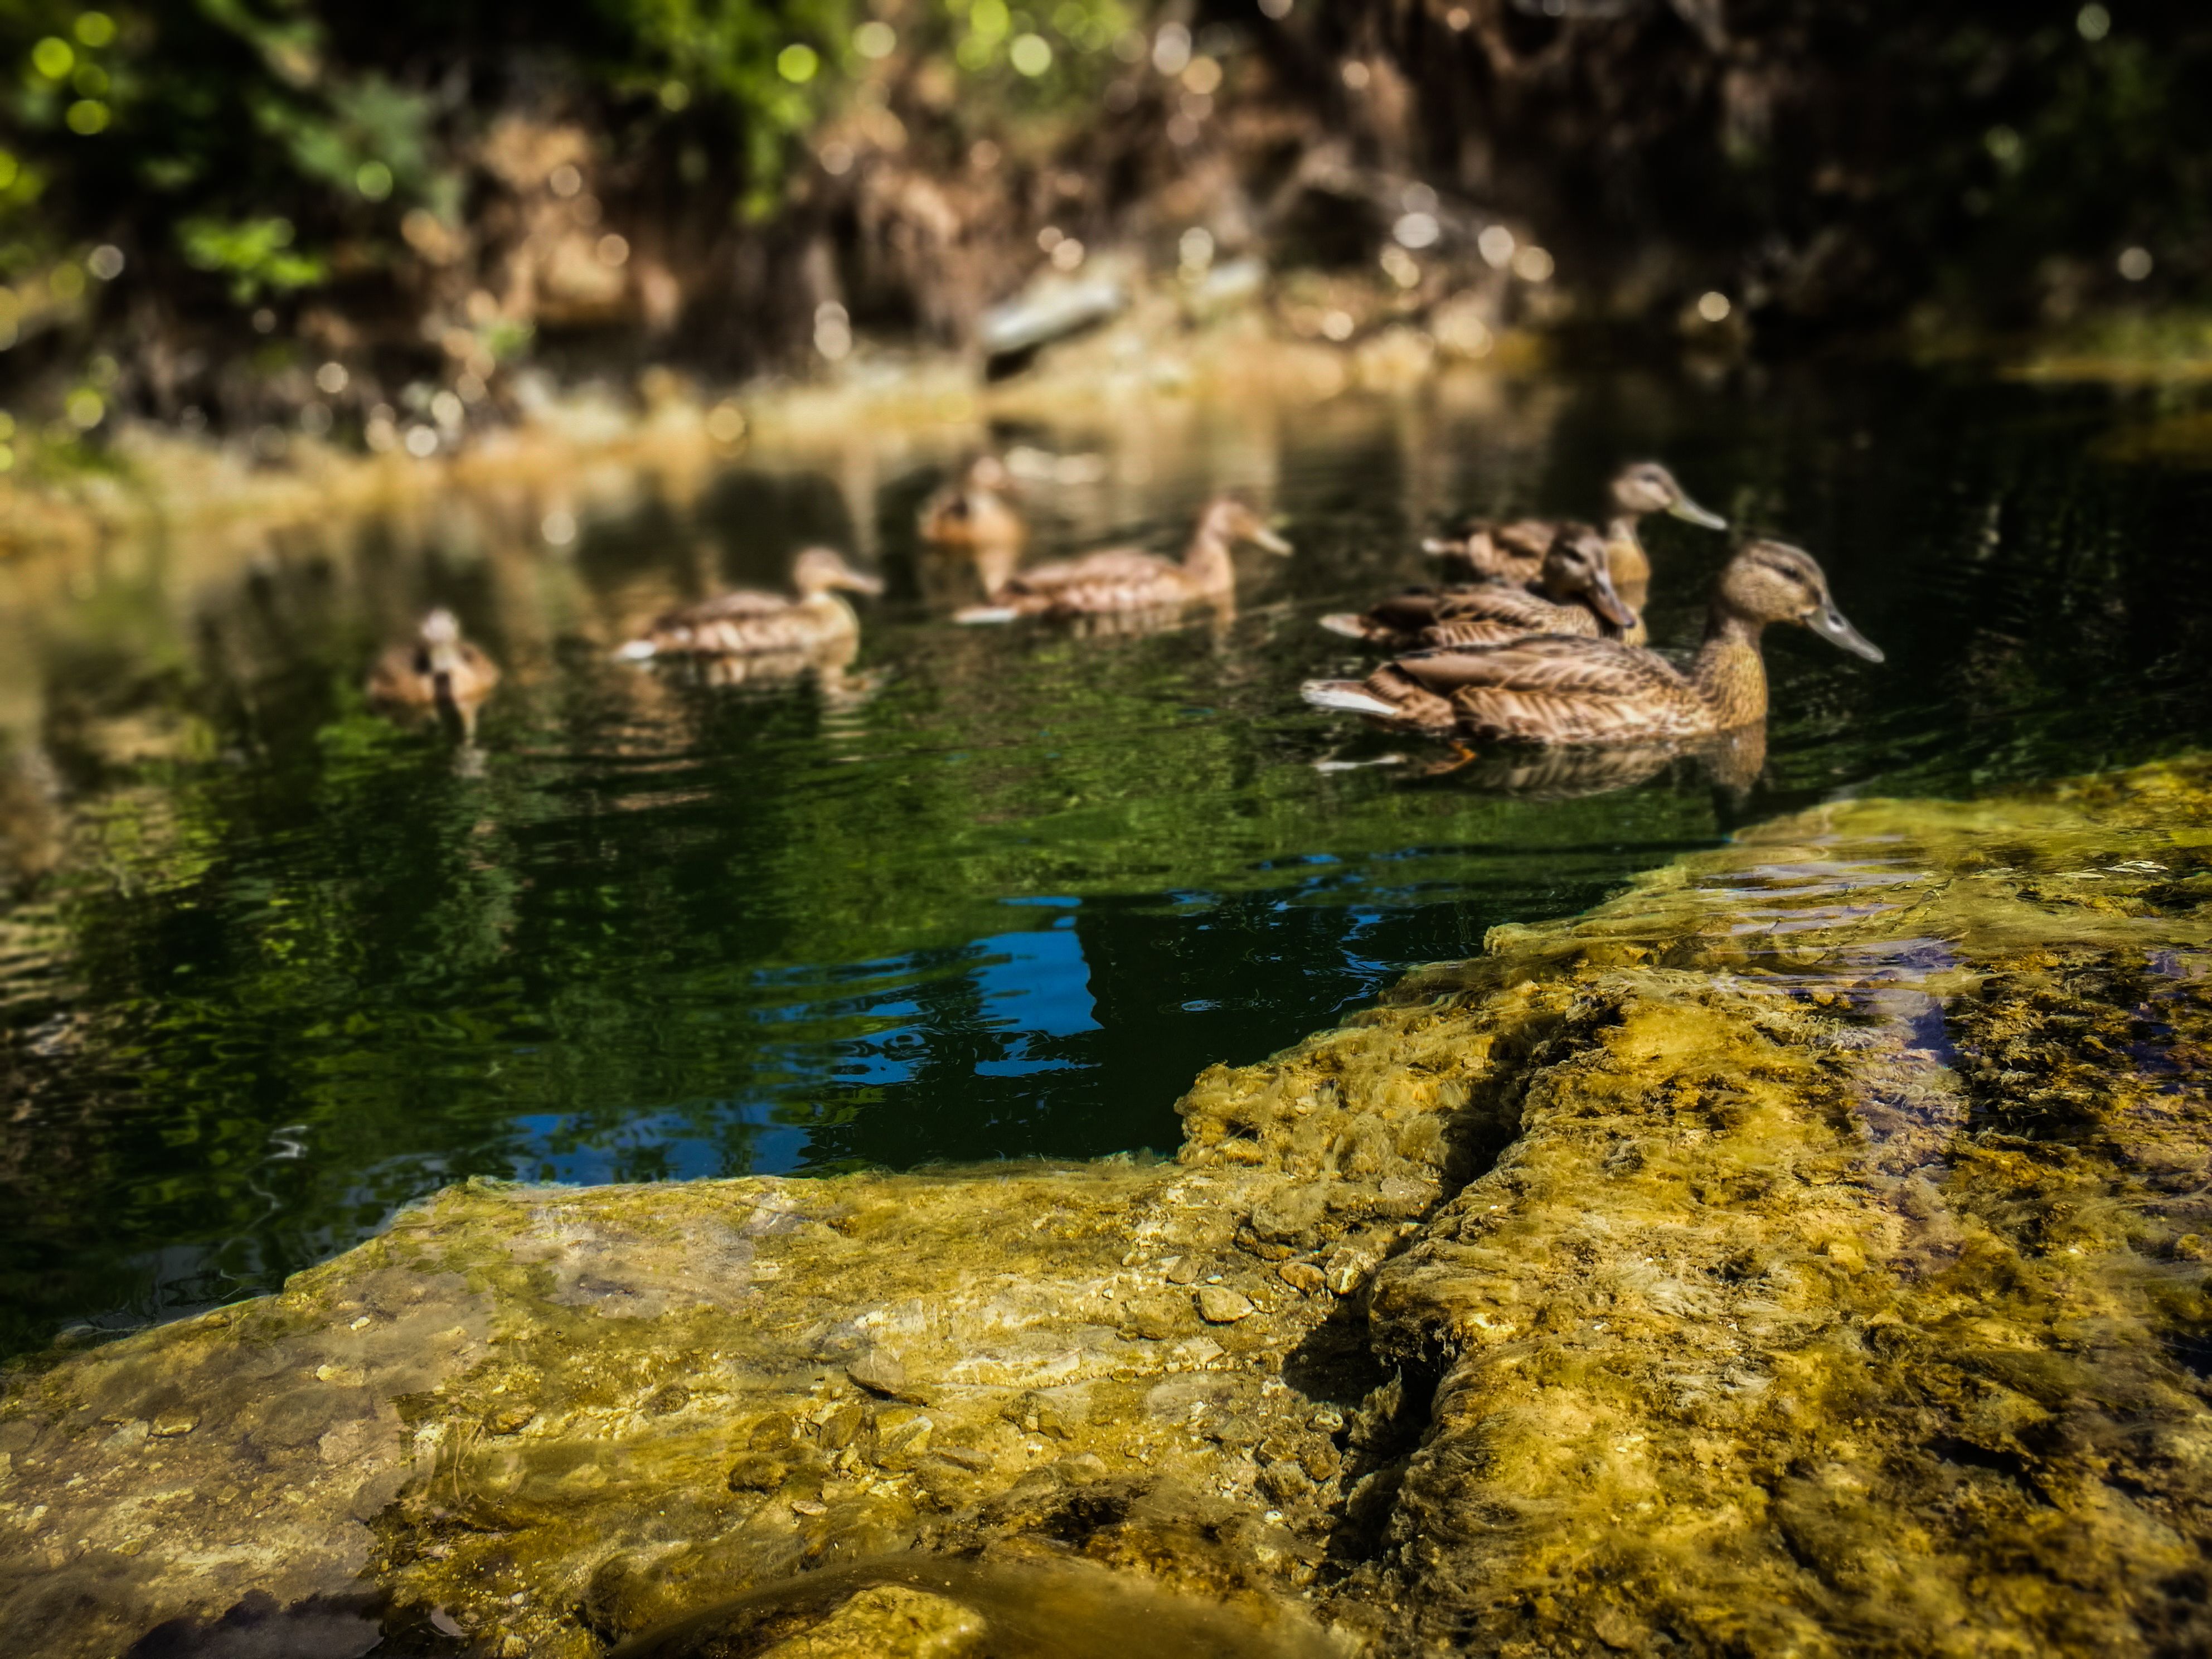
[1431, 722, 1770, 799]
[366, 607, 501, 754]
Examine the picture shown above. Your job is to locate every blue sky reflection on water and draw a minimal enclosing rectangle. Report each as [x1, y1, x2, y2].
[510, 919, 1104, 1180]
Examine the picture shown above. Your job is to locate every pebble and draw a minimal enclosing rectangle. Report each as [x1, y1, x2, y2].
[1277, 1262, 1326, 1296]
[1196, 1287, 1255, 1324]
[847, 1348, 909, 1399]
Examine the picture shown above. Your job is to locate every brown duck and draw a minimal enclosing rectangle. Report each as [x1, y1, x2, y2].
[618, 548, 885, 662]
[367, 609, 501, 708]
[1426, 460, 1726, 613]
[955, 497, 1289, 623]
[919, 455, 1026, 554]
[1303, 540, 1881, 746]
[1320, 525, 1637, 651]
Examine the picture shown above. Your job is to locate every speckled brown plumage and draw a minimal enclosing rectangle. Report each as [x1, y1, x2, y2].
[1425, 460, 1724, 610]
[963, 497, 1289, 622]
[1304, 539, 1881, 747]
[367, 610, 501, 707]
[623, 547, 884, 661]
[1326, 525, 1637, 650]
[918, 456, 1026, 553]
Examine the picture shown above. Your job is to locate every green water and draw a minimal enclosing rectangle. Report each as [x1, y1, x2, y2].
[2, 363, 2207, 1357]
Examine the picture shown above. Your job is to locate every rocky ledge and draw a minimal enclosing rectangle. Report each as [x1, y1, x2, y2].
[5, 759, 2212, 1658]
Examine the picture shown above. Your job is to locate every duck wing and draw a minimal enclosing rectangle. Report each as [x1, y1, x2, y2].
[1430, 523, 1546, 586]
[657, 588, 794, 624]
[1322, 585, 1487, 646]
[1422, 586, 1600, 647]
[366, 643, 432, 704]
[1384, 636, 1712, 745]
[998, 548, 1187, 615]
[1492, 520, 1559, 564]
[453, 642, 502, 697]
[640, 590, 843, 655]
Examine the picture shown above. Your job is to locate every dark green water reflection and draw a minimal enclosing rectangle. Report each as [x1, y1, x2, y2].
[3, 364, 2209, 1356]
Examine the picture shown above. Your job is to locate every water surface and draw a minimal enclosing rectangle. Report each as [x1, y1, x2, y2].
[2, 361, 2208, 1355]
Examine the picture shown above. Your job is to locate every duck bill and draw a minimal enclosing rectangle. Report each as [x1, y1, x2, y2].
[837, 571, 888, 597]
[1251, 525, 1294, 556]
[1586, 565, 1637, 630]
[1667, 496, 1729, 530]
[1807, 600, 1884, 662]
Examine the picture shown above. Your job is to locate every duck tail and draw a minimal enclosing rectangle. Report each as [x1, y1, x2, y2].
[1317, 612, 1375, 641]
[615, 638, 658, 662]
[1302, 680, 1404, 719]
[954, 605, 1020, 625]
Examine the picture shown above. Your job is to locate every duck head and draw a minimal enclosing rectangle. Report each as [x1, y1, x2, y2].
[1717, 540, 1884, 660]
[1539, 523, 1637, 628]
[1611, 462, 1727, 530]
[966, 454, 1016, 496]
[419, 608, 465, 675]
[1197, 497, 1293, 554]
[791, 547, 886, 599]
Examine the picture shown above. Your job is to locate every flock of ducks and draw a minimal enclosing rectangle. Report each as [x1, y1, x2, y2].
[366, 454, 1883, 775]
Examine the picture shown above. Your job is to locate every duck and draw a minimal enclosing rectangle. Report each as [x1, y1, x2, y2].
[1303, 539, 1881, 746]
[955, 496, 1290, 624]
[1320, 525, 1638, 651]
[1425, 460, 1726, 612]
[367, 609, 502, 709]
[918, 455, 1026, 554]
[618, 547, 885, 663]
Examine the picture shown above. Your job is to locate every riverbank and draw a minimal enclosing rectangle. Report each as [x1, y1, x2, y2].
[0, 285, 1537, 569]
[6, 753, 2209, 1657]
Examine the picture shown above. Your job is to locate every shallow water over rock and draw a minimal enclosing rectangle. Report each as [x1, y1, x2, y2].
[6, 753, 2209, 1656]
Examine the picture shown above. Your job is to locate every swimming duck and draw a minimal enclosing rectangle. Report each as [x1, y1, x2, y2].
[367, 609, 502, 708]
[1303, 539, 1880, 746]
[919, 455, 1026, 553]
[955, 497, 1290, 623]
[1320, 525, 1637, 651]
[618, 548, 885, 662]
[1426, 460, 1726, 611]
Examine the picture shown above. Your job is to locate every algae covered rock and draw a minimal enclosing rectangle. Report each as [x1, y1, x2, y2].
[1, 1162, 1354, 1657]
[7, 755, 2212, 1658]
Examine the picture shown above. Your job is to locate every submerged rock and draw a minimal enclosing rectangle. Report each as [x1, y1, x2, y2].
[5, 757, 2212, 1656]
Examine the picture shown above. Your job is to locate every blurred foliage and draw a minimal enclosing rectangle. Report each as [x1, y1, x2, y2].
[0, 0, 1142, 329]
[177, 214, 327, 302]
[1, 0, 2208, 426]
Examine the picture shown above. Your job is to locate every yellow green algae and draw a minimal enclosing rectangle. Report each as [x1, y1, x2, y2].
[6, 759, 2212, 1657]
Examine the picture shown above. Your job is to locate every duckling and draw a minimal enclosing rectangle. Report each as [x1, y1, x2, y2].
[1320, 525, 1637, 651]
[367, 609, 501, 709]
[1303, 539, 1880, 746]
[918, 455, 1026, 554]
[955, 496, 1290, 624]
[1426, 460, 1726, 611]
[618, 547, 885, 662]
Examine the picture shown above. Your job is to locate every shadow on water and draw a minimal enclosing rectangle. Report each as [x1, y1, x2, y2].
[5, 361, 2212, 1355]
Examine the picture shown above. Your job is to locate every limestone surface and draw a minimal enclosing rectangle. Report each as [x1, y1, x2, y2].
[4, 758, 2211, 1658]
